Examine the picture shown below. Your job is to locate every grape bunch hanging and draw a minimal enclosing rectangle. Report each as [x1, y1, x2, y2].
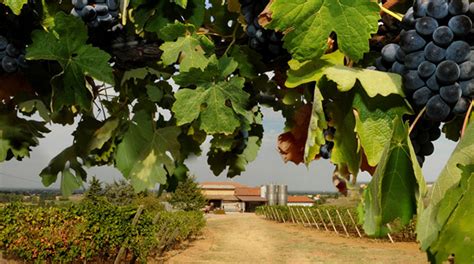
[0, 36, 27, 73]
[320, 127, 335, 160]
[71, 0, 119, 28]
[239, 0, 285, 60]
[376, 0, 474, 165]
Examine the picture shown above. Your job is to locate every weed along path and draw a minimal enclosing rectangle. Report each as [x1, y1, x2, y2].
[164, 213, 427, 264]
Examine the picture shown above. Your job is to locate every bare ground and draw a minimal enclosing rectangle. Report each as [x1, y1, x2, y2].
[163, 213, 427, 264]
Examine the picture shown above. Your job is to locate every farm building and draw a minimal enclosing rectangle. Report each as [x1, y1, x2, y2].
[199, 182, 267, 212]
[287, 196, 315, 207]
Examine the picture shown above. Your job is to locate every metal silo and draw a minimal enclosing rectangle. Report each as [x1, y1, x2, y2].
[267, 184, 278, 206]
[277, 184, 288, 206]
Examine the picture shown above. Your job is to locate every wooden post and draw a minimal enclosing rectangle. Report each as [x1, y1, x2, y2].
[308, 209, 320, 230]
[316, 209, 328, 231]
[271, 207, 279, 222]
[270, 207, 277, 221]
[301, 207, 312, 228]
[276, 208, 284, 223]
[160, 227, 181, 254]
[289, 207, 296, 223]
[346, 209, 362, 238]
[290, 207, 300, 224]
[336, 209, 349, 237]
[296, 208, 305, 226]
[114, 205, 144, 264]
[386, 224, 395, 243]
[278, 208, 286, 223]
[325, 209, 339, 234]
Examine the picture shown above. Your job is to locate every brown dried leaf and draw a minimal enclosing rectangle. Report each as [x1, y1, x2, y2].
[277, 104, 312, 164]
[258, 0, 274, 27]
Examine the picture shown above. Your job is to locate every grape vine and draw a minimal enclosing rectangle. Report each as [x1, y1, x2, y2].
[0, 0, 473, 262]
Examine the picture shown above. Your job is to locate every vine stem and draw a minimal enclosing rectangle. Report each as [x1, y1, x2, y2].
[409, 107, 427, 134]
[461, 100, 473, 138]
[379, 3, 403, 22]
[224, 24, 239, 55]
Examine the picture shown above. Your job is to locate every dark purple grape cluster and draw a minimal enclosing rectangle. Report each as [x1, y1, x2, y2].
[377, 0, 473, 123]
[320, 127, 335, 160]
[239, 0, 285, 60]
[71, 0, 119, 28]
[410, 119, 441, 165]
[0, 35, 27, 73]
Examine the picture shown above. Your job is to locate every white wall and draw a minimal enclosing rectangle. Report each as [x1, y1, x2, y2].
[287, 202, 313, 207]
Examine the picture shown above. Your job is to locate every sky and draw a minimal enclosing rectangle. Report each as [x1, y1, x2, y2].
[0, 107, 457, 192]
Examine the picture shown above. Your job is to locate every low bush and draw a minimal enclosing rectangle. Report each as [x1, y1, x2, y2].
[0, 201, 205, 263]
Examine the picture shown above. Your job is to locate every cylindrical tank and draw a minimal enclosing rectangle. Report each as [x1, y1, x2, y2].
[260, 185, 266, 198]
[267, 184, 278, 206]
[277, 184, 288, 206]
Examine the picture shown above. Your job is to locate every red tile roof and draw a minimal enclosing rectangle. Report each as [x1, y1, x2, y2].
[235, 187, 261, 196]
[287, 196, 314, 203]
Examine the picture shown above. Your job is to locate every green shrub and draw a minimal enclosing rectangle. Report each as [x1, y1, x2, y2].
[0, 201, 205, 263]
[169, 177, 207, 211]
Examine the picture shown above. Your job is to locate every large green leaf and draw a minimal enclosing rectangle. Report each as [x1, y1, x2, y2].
[40, 146, 86, 197]
[0, 110, 50, 162]
[417, 122, 474, 250]
[26, 12, 114, 111]
[207, 136, 261, 177]
[267, 0, 379, 62]
[325, 89, 360, 175]
[172, 56, 250, 135]
[286, 53, 404, 98]
[363, 118, 426, 237]
[2, 0, 27, 15]
[115, 111, 181, 192]
[353, 90, 412, 166]
[426, 164, 474, 263]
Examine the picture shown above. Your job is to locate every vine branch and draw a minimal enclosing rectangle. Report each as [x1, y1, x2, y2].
[461, 100, 473, 138]
[409, 107, 427, 134]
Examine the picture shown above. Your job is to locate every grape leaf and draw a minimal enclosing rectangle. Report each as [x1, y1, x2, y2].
[353, 89, 412, 166]
[322, 86, 360, 175]
[26, 12, 114, 111]
[417, 122, 474, 250]
[304, 86, 327, 164]
[267, 0, 379, 62]
[160, 34, 210, 72]
[172, 56, 250, 135]
[40, 146, 86, 197]
[426, 164, 474, 263]
[208, 136, 261, 177]
[286, 54, 404, 98]
[2, 0, 27, 15]
[0, 110, 50, 162]
[363, 118, 426, 237]
[115, 111, 181, 192]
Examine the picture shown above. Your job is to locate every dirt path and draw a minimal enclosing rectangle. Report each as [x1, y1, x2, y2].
[165, 213, 427, 264]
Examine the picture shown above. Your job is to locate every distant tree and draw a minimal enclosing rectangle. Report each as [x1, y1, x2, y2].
[169, 176, 206, 211]
[84, 176, 103, 202]
[103, 180, 137, 206]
